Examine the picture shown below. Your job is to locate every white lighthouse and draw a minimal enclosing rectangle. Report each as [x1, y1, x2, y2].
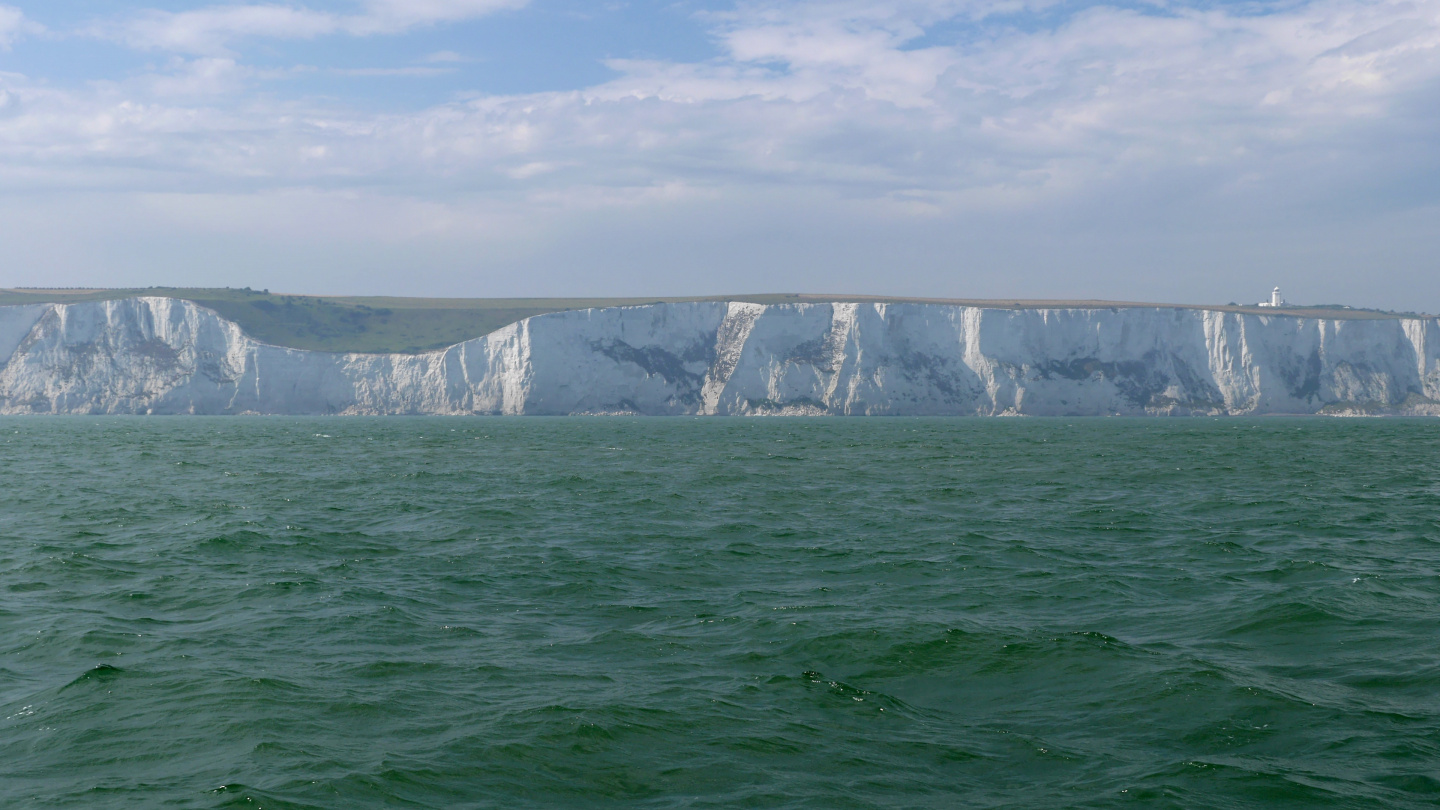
[1257, 287, 1286, 308]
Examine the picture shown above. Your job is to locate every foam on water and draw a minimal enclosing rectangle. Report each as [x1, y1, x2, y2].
[1, 417, 1439, 808]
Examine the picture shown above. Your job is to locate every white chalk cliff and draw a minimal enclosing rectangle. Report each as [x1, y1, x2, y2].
[0, 297, 1437, 416]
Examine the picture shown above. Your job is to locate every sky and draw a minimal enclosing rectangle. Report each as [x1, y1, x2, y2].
[0, 0, 1436, 307]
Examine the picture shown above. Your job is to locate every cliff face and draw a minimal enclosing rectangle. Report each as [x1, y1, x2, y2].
[0, 297, 1437, 416]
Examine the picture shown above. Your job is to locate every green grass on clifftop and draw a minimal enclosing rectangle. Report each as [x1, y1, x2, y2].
[0, 288, 805, 354]
[0, 287, 1424, 354]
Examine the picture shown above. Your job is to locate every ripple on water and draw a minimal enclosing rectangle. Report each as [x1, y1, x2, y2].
[2, 417, 1440, 809]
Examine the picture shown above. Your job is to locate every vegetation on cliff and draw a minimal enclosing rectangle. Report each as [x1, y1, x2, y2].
[0, 287, 1420, 354]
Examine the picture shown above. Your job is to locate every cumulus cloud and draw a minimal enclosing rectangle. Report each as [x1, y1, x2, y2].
[2, 0, 1439, 301]
[10, 0, 1438, 196]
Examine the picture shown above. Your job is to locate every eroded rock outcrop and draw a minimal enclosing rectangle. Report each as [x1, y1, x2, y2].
[0, 297, 1436, 416]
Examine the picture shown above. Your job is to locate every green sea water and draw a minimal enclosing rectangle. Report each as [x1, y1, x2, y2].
[2, 417, 1438, 809]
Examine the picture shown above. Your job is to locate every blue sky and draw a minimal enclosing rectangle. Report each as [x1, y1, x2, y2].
[9, 1, 725, 102]
[0, 0, 1437, 308]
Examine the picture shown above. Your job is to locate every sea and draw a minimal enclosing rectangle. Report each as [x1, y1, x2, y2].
[2, 417, 1438, 809]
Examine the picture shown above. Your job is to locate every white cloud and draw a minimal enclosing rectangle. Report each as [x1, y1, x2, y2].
[332, 66, 457, 77]
[9, 1, 1436, 187]
[353, 0, 528, 32]
[5, 0, 1437, 202]
[98, 0, 528, 55]
[0, 5, 41, 49]
[3, 0, 1440, 302]
[424, 50, 473, 63]
[104, 6, 338, 54]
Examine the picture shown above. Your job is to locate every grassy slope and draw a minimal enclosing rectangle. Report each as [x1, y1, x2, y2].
[0, 287, 1425, 354]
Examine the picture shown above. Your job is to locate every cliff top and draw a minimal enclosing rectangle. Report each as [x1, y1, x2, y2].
[0, 288, 1424, 355]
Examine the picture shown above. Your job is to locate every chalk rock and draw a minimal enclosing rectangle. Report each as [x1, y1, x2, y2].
[0, 297, 1436, 416]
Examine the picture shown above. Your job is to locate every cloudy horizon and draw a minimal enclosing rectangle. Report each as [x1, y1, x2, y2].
[0, 0, 1436, 310]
